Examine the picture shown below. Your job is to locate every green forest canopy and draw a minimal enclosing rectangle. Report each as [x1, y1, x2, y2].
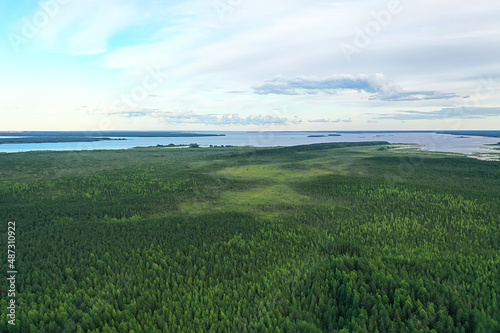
[0, 142, 499, 332]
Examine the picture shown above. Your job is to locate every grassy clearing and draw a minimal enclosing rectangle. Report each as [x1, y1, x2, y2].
[218, 163, 333, 181]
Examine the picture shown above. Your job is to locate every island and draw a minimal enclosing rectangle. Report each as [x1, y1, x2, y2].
[307, 133, 341, 137]
[485, 142, 500, 150]
[437, 130, 500, 138]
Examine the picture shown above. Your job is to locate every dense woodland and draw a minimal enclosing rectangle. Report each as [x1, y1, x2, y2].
[0, 142, 499, 332]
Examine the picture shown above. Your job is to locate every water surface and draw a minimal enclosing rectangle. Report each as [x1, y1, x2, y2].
[0, 131, 498, 156]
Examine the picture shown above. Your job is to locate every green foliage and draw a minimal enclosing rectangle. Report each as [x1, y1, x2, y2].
[0, 143, 499, 332]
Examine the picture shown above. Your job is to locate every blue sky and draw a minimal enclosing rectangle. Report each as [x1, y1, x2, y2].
[1, 0, 499, 131]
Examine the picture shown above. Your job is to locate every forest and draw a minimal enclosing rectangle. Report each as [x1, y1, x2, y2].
[0, 142, 499, 332]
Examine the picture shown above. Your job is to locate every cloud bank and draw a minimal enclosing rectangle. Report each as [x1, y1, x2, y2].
[376, 106, 500, 120]
[104, 108, 288, 125]
[308, 118, 352, 123]
[253, 74, 459, 101]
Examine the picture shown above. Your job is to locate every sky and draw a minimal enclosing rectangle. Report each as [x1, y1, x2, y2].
[1, 0, 499, 131]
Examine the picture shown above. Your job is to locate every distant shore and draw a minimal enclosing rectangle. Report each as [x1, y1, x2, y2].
[0, 131, 226, 138]
[0, 137, 125, 145]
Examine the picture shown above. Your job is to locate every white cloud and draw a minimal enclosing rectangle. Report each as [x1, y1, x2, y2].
[2, 0, 500, 130]
[26, 0, 152, 54]
[308, 119, 331, 123]
[308, 118, 353, 123]
[102, 107, 288, 126]
[253, 74, 458, 101]
[376, 106, 500, 120]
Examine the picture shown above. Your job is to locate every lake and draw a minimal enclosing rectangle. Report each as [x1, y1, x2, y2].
[0, 131, 499, 156]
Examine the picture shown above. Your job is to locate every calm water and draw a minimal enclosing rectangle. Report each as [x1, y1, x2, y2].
[0, 131, 499, 155]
